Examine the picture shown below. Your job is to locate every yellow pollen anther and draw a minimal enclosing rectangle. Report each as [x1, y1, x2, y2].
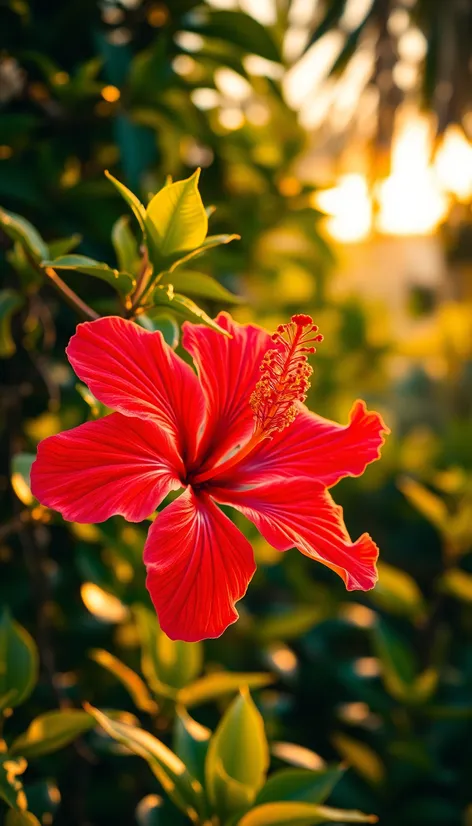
[250, 314, 322, 437]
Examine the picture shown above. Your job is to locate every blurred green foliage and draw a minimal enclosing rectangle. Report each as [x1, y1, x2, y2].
[1, 1, 472, 825]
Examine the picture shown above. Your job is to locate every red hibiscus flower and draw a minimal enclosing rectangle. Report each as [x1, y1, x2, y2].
[31, 313, 389, 642]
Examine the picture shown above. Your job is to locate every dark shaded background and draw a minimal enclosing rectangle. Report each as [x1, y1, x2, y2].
[1, 1, 472, 825]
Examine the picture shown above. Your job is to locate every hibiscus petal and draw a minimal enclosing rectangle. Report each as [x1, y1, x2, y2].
[66, 316, 206, 463]
[182, 312, 272, 469]
[144, 488, 256, 641]
[31, 413, 183, 523]
[210, 479, 378, 591]
[215, 400, 389, 489]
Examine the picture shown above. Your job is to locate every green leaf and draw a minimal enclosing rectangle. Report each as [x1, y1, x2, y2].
[5, 811, 41, 826]
[146, 169, 208, 259]
[332, 734, 384, 786]
[136, 313, 180, 348]
[160, 270, 241, 303]
[151, 286, 231, 336]
[0, 289, 24, 358]
[398, 477, 448, 531]
[441, 568, 472, 602]
[112, 215, 140, 274]
[173, 707, 211, 785]
[105, 170, 147, 234]
[367, 562, 427, 621]
[134, 605, 202, 693]
[90, 648, 157, 714]
[255, 767, 344, 806]
[372, 620, 415, 701]
[238, 802, 377, 826]
[86, 705, 207, 820]
[47, 234, 82, 258]
[42, 255, 135, 296]
[256, 606, 322, 642]
[90, 649, 157, 714]
[10, 710, 96, 759]
[0, 208, 48, 262]
[0, 610, 39, 709]
[11, 453, 35, 506]
[0, 754, 27, 811]
[178, 672, 273, 708]
[205, 689, 269, 819]
[169, 234, 240, 271]
[185, 9, 280, 63]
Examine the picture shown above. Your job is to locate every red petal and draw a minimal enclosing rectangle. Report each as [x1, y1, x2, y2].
[66, 317, 206, 464]
[31, 413, 183, 523]
[144, 488, 255, 641]
[215, 400, 389, 489]
[182, 312, 272, 470]
[210, 479, 378, 591]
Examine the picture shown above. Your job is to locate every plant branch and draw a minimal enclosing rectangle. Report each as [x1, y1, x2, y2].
[44, 267, 99, 320]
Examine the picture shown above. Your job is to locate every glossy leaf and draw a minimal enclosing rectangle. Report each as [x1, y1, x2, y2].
[10, 710, 96, 759]
[89, 649, 157, 714]
[0, 610, 39, 709]
[160, 269, 240, 303]
[136, 312, 180, 348]
[0, 208, 48, 262]
[146, 169, 208, 258]
[112, 215, 140, 274]
[42, 255, 135, 296]
[178, 671, 273, 708]
[151, 285, 230, 335]
[0, 289, 24, 358]
[134, 605, 202, 694]
[105, 170, 147, 234]
[173, 707, 211, 785]
[255, 767, 344, 806]
[86, 705, 206, 819]
[205, 690, 269, 819]
[47, 234, 82, 258]
[169, 234, 240, 271]
[238, 801, 377, 826]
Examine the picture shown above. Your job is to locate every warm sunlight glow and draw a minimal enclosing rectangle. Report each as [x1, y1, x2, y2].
[377, 113, 449, 235]
[313, 173, 372, 242]
[434, 124, 472, 202]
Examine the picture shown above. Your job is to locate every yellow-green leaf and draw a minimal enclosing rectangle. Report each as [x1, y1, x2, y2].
[238, 801, 377, 826]
[178, 672, 273, 708]
[86, 705, 206, 820]
[134, 605, 202, 694]
[0, 208, 48, 262]
[368, 561, 426, 621]
[160, 269, 241, 303]
[10, 710, 96, 759]
[205, 689, 269, 819]
[169, 233, 240, 272]
[173, 707, 211, 785]
[146, 169, 208, 258]
[399, 477, 448, 530]
[111, 215, 140, 274]
[151, 285, 231, 335]
[255, 767, 344, 806]
[89, 649, 157, 714]
[42, 255, 135, 296]
[332, 733, 384, 785]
